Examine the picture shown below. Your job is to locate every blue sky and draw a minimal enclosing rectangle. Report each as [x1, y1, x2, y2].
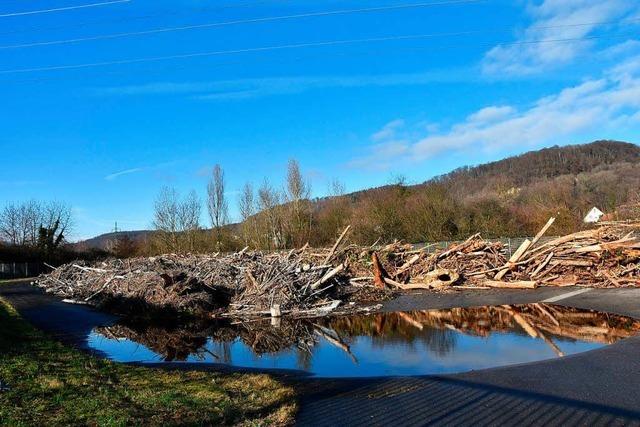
[1, 0, 639, 240]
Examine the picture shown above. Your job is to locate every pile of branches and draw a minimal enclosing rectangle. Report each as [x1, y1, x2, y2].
[36, 238, 389, 318]
[368, 219, 640, 291]
[36, 220, 640, 319]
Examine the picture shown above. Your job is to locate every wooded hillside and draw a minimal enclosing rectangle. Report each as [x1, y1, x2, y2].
[309, 140, 640, 245]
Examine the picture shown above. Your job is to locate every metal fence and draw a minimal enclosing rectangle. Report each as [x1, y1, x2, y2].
[0, 262, 49, 280]
[417, 236, 558, 257]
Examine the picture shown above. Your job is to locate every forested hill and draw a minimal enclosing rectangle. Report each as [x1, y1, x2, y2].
[432, 140, 640, 192]
[324, 140, 640, 245]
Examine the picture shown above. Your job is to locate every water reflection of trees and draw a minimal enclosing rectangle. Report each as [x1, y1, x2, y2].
[93, 304, 640, 364]
[323, 314, 457, 357]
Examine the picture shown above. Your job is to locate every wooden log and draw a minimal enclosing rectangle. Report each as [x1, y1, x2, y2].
[538, 329, 565, 357]
[530, 217, 556, 248]
[323, 225, 351, 264]
[73, 264, 111, 273]
[384, 269, 459, 290]
[437, 233, 481, 259]
[494, 239, 532, 280]
[372, 252, 388, 289]
[384, 277, 431, 290]
[529, 229, 599, 254]
[484, 280, 538, 289]
[310, 264, 344, 291]
[531, 252, 554, 278]
[422, 268, 460, 289]
[574, 237, 638, 254]
[85, 276, 117, 302]
[549, 259, 593, 267]
[394, 254, 421, 278]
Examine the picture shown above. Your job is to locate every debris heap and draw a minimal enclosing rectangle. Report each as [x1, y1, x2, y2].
[36, 248, 384, 318]
[368, 219, 640, 291]
[36, 220, 640, 318]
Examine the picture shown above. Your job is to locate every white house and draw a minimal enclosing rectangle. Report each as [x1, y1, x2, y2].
[584, 207, 604, 223]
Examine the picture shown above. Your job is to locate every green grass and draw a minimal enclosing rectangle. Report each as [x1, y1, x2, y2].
[0, 296, 296, 426]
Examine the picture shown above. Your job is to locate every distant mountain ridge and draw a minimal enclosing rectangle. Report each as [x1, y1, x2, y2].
[75, 230, 154, 251]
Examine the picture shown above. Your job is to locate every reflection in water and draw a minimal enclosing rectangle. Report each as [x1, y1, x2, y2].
[89, 304, 640, 377]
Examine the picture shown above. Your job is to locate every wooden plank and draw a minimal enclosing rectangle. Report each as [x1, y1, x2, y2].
[323, 225, 351, 264]
[494, 239, 532, 280]
[484, 280, 538, 289]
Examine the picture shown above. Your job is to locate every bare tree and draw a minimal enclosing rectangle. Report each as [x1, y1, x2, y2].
[180, 190, 202, 252]
[41, 201, 73, 247]
[286, 159, 311, 203]
[258, 179, 285, 249]
[329, 178, 346, 197]
[285, 159, 312, 247]
[0, 200, 72, 248]
[153, 187, 180, 252]
[0, 203, 20, 244]
[239, 183, 255, 222]
[238, 182, 256, 246]
[153, 187, 202, 253]
[22, 200, 42, 246]
[207, 164, 228, 231]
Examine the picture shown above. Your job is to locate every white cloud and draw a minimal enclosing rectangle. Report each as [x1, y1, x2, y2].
[91, 70, 472, 100]
[352, 54, 640, 168]
[372, 119, 405, 142]
[348, 140, 410, 171]
[482, 0, 638, 76]
[104, 168, 144, 181]
[467, 106, 516, 124]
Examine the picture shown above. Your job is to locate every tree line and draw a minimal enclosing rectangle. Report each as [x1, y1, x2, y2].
[0, 200, 79, 263]
[142, 141, 640, 255]
[147, 160, 316, 254]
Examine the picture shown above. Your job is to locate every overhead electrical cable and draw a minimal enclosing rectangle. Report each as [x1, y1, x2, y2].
[0, 31, 635, 75]
[0, 8, 636, 51]
[0, 0, 484, 46]
[0, 0, 290, 36]
[0, 0, 131, 18]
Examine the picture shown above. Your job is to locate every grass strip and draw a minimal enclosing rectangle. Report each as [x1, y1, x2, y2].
[0, 294, 295, 426]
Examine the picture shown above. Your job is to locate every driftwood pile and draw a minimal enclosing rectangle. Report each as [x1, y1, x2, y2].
[36, 220, 640, 318]
[369, 219, 640, 291]
[36, 247, 381, 318]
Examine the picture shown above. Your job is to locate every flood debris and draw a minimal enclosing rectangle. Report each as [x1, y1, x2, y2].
[35, 221, 640, 319]
[374, 218, 640, 290]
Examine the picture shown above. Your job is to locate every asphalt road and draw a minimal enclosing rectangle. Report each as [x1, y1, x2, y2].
[2, 282, 640, 426]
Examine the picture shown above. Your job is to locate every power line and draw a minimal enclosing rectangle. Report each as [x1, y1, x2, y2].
[0, 0, 485, 49]
[0, 0, 131, 18]
[0, 0, 290, 36]
[1, 31, 635, 75]
[1, 13, 638, 52]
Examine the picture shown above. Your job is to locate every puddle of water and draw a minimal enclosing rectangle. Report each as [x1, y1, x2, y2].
[87, 304, 640, 377]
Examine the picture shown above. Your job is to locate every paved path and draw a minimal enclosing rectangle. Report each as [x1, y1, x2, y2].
[2, 282, 640, 426]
